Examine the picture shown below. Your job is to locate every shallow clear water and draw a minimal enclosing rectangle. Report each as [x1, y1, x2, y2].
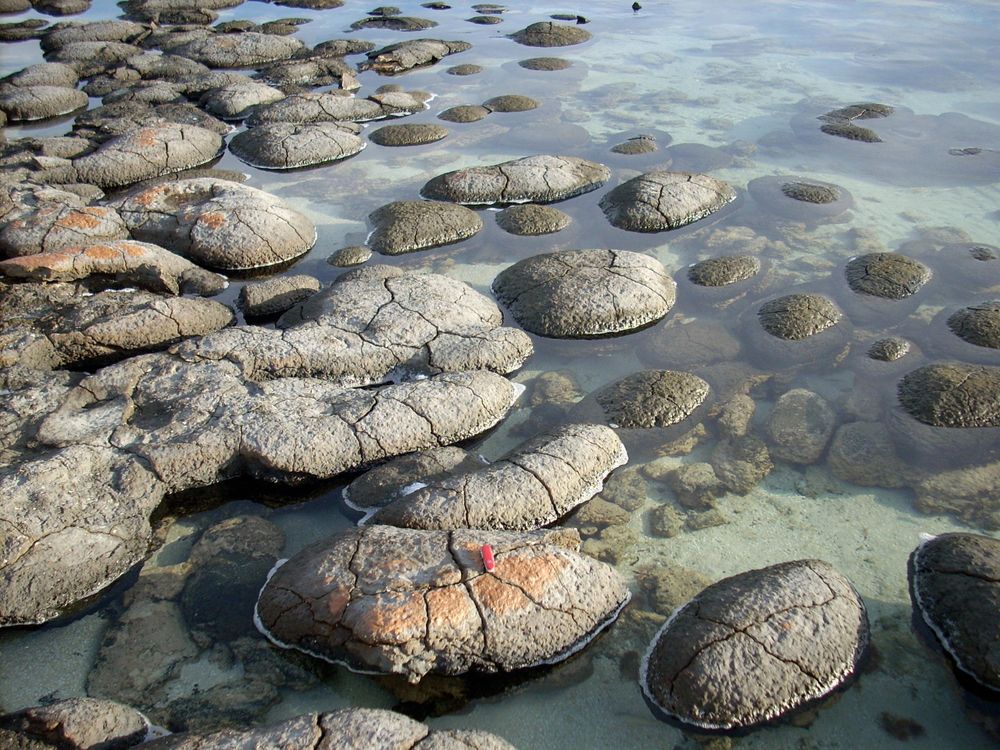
[1, 0, 999, 747]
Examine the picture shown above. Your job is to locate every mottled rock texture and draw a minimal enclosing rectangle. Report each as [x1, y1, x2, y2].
[600, 171, 736, 232]
[367, 200, 483, 255]
[360, 38, 470, 74]
[0, 698, 149, 750]
[898, 363, 1000, 428]
[229, 122, 365, 170]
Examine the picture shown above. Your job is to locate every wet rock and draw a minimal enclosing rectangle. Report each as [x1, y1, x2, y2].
[424, 155, 609, 205]
[818, 103, 892, 143]
[171, 32, 304, 68]
[595, 370, 709, 429]
[103, 81, 187, 106]
[182, 267, 532, 385]
[687, 255, 760, 286]
[667, 462, 722, 510]
[33, 0, 91, 15]
[238, 274, 321, 318]
[493, 249, 675, 338]
[715, 394, 756, 440]
[0, 19, 48, 42]
[73, 102, 229, 142]
[141, 708, 515, 749]
[820, 121, 881, 143]
[0, 240, 228, 295]
[611, 135, 657, 155]
[360, 38, 470, 75]
[0, 204, 128, 257]
[710, 435, 773, 495]
[447, 63, 481, 75]
[255, 56, 354, 91]
[638, 319, 742, 370]
[0, 698, 149, 749]
[247, 90, 427, 126]
[913, 462, 1000, 529]
[947, 301, 1000, 349]
[1, 76, 87, 121]
[369, 123, 448, 147]
[343, 446, 483, 512]
[255, 525, 630, 681]
[438, 104, 490, 123]
[38, 19, 148, 50]
[351, 15, 437, 32]
[1, 62, 78, 88]
[369, 424, 627, 530]
[747, 176, 854, 222]
[518, 56, 571, 70]
[327, 244, 371, 267]
[898, 363, 1000, 428]
[826, 421, 907, 488]
[200, 81, 285, 120]
[599, 171, 736, 232]
[909, 533, 1000, 691]
[72, 124, 223, 189]
[824, 102, 895, 121]
[844, 253, 931, 299]
[758, 293, 842, 340]
[229, 122, 364, 169]
[641, 559, 869, 730]
[0, 0, 31, 11]
[766, 389, 836, 465]
[468, 14, 501, 24]
[510, 21, 590, 47]
[44, 40, 142, 77]
[570, 497, 631, 529]
[495, 203, 570, 236]
[868, 337, 910, 361]
[483, 94, 538, 112]
[112, 178, 316, 271]
[367, 200, 483, 255]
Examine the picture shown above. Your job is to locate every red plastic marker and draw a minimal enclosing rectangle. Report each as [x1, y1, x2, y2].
[481, 544, 495, 572]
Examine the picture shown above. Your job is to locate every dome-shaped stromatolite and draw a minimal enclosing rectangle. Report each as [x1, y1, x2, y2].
[367, 200, 483, 255]
[112, 178, 316, 271]
[0, 84, 88, 122]
[0, 204, 128, 256]
[327, 244, 371, 267]
[247, 91, 427, 127]
[229, 122, 365, 170]
[898, 363, 1000, 428]
[611, 135, 658, 155]
[595, 370, 710, 429]
[483, 94, 538, 112]
[909, 533, 1000, 692]
[600, 171, 736, 232]
[947, 301, 1000, 349]
[170, 32, 304, 68]
[844, 253, 931, 299]
[758, 294, 842, 340]
[687, 255, 760, 287]
[747, 175, 853, 221]
[518, 56, 572, 70]
[818, 102, 892, 143]
[255, 525, 630, 682]
[492, 249, 675, 338]
[495, 203, 570, 235]
[422, 155, 610, 205]
[868, 337, 911, 361]
[72, 124, 223, 189]
[368, 424, 627, 530]
[509, 21, 591, 47]
[369, 123, 448, 146]
[447, 63, 482, 75]
[438, 104, 490, 123]
[351, 15, 438, 32]
[360, 39, 470, 75]
[641, 559, 869, 730]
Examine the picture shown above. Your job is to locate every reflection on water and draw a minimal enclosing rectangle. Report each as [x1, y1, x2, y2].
[1, 0, 999, 747]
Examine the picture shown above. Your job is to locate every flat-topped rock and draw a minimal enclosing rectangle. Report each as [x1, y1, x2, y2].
[510, 21, 590, 47]
[360, 38, 470, 74]
[594, 370, 710, 429]
[0, 204, 128, 257]
[351, 15, 437, 32]
[844, 253, 931, 299]
[947, 301, 1000, 349]
[238, 274, 321, 318]
[0, 84, 87, 122]
[493, 249, 675, 337]
[367, 200, 482, 255]
[898, 363, 1000, 428]
[438, 104, 490, 123]
[642, 559, 869, 730]
[600, 171, 736, 232]
[687, 255, 760, 287]
[758, 294, 842, 340]
[255, 525, 630, 681]
[170, 32, 304, 68]
[229, 122, 364, 169]
[199, 80, 285, 120]
[247, 90, 427, 126]
[369, 123, 448, 146]
[483, 94, 538, 112]
[368, 423, 627, 530]
[495, 203, 570, 235]
[423, 154, 610, 205]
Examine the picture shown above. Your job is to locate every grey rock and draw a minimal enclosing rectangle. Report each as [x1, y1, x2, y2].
[38, 19, 148, 51]
[200, 80, 285, 119]
[638, 319, 741, 369]
[311, 37, 373, 56]
[518, 56, 571, 70]
[447, 63, 481, 75]
[913, 462, 1000, 530]
[112, 178, 316, 271]
[360, 38, 470, 75]
[820, 121, 881, 142]
[468, 14, 502, 24]
[73, 102, 229, 142]
[327, 244, 371, 267]
[351, 15, 437, 32]
[0, 239, 228, 295]
[255, 525, 629, 681]
[103, 81, 187, 106]
[495, 203, 570, 236]
[44, 41, 143, 77]
[611, 135, 657, 155]
[687, 254, 760, 286]
[72, 124, 223, 189]
[32, 0, 91, 15]
[947, 301, 1000, 349]
[600, 171, 736, 232]
[247, 90, 427, 126]
[368, 200, 483, 255]
[766, 388, 836, 464]
[0, 698, 149, 750]
[845, 253, 931, 299]
[423, 154, 610, 205]
[510, 21, 590, 47]
[0, 204, 128, 257]
[758, 294, 842, 340]
[369, 424, 628, 530]
[483, 94, 538, 112]
[0, 19, 48, 43]
[898, 363, 1000, 428]
[171, 32, 304, 68]
[667, 463, 722, 510]
[229, 122, 364, 169]
[369, 123, 448, 146]
[255, 56, 353, 91]
[595, 370, 710, 429]
[710, 435, 773, 495]
[818, 103, 892, 143]
[868, 337, 910, 361]
[182, 266, 532, 385]
[909, 533, 1000, 691]
[1, 62, 78, 88]
[238, 274, 321, 318]
[826, 421, 907, 488]
[492, 248, 675, 337]
[641, 559, 869, 730]
[0, 84, 87, 122]
[438, 104, 489, 123]
[747, 175, 854, 222]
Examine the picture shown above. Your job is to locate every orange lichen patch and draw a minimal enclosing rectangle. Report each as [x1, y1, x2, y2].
[136, 128, 161, 148]
[317, 585, 351, 625]
[0, 250, 72, 271]
[426, 584, 477, 632]
[120, 242, 146, 257]
[198, 211, 227, 230]
[82, 244, 120, 260]
[492, 552, 563, 601]
[133, 186, 165, 208]
[55, 209, 102, 230]
[345, 592, 427, 645]
[470, 572, 531, 616]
